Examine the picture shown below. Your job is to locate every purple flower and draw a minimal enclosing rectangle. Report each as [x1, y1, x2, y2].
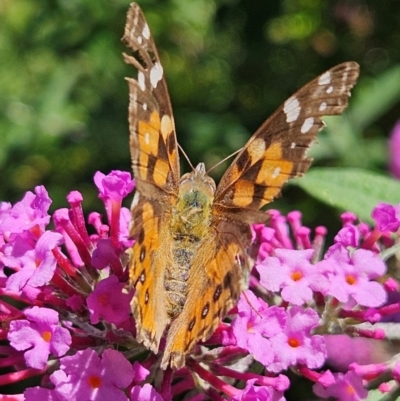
[0, 186, 51, 236]
[4, 231, 64, 292]
[268, 307, 326, 373]
[25, 387, 61, 401]
[91, 238, 121, 269]
[231, 291, 285, 366]
[8, 306, 71, 369]
[130, 384, 163, 401]
[371, 202, 400, 233]
[232, 378, 285, 401]
[389, 120, 400, 179]
[132, 361, 150, 384]
[257, 249, 329, 305]
[87, 275, 131, 325]
[51, 349, 134, 401]
[317, 248, 387, 307]
[313, 370, 368, 401]
[94, 171, 135, 202]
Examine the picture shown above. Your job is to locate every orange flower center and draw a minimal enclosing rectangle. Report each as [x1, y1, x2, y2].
[98, 294, 109, 306]
[87, 375, 102, 389]
[345, 275, 357, 285]
[42, 331, 52, 342]
[288, 337, 301, 348]
[290, 271, 303, 281]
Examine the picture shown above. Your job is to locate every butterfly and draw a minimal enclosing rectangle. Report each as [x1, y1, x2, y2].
[122, 2, 359, 370]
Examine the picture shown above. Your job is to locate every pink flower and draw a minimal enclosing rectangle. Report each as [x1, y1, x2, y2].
[4, 231, 64, 292]
[130, 384, 163, 401]
[257, 249, 329, 305]
[371, 202, 400, 233]
[313, 370, 368, 401]
[0, 186, 51, 236]
[51, 349, 133, 401]
[94, 171, 135, 202]
[8, 307, 71, 369]
[232, 378, 285, 401]
[268, 307, 326, 373]
[231, 291, 285, 366]
[317, 248, 387, 307]
[87, 275, 131, 325]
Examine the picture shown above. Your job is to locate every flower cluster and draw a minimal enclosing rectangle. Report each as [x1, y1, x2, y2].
[0, 170, 400, 401]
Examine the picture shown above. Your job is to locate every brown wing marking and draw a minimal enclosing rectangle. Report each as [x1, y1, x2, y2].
[214, 62, 360, 212]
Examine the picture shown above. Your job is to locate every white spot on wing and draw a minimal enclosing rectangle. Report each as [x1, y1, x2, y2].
[150, 62, 163, 88]
[319, 102, 327, 111]
[145, 132, 150, 144]
[301, 117, 314, 134]
[137, 36, 143, 45]
[318, 71, 331, 85]
[142, 23, 150, 39]
[143, 103, 147, 110]
[290, 142, 296, 149]
[283, 96, 301, 123]
[138, 71, 145, 91]
[326, 86, 333, 94]
[272, 167, 281, 179]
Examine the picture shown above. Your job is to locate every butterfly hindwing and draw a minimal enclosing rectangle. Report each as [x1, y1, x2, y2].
[161, 221, 251, 369]
[213, 62, 360, 214]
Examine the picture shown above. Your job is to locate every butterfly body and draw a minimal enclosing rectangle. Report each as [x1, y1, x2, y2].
[123, 3, 359, 370]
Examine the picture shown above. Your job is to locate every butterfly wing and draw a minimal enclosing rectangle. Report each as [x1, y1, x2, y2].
[213, 62, 360, 218]
[123, 3, 179, 354]
[123, 3, 180, 197]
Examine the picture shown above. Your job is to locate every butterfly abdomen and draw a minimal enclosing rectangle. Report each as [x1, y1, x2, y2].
[164, 171, 216, 317]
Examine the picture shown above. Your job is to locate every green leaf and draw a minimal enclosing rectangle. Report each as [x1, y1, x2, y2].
[292, 168, 400, 223]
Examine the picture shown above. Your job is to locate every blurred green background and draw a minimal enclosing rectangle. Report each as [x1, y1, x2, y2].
[1, 0, 400, 225]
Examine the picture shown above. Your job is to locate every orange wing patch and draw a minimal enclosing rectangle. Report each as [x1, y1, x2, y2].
[129, 200, 171, 353]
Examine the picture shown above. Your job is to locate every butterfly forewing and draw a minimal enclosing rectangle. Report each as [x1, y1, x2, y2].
[123, 3, 180, 197]
[213, 62, 360, 213]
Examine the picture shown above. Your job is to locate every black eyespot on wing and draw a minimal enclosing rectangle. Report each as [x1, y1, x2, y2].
[188, 317, 196, 331]
[139, 246, 146, 262]
[201, 302, 210, 319]
[213, 285, 222, 301]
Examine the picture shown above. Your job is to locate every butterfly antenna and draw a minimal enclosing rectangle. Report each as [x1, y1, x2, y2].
[178, 143, 195, 171]
[206, 148, 242, 175]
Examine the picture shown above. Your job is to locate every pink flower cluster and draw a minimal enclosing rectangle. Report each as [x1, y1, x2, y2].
[0, 171, 399, 401]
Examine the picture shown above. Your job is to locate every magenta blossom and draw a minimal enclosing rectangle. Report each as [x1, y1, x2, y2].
[231, 290, 283, 366]
[94, 171, 135, 202]
[4, 231, 64, 293]
[371, 202, 400, 233]
[8, 306, 71, 369]
[268, 307, 326, 373]
[232, 379, 285, 401]
[50, 349, 134, 401]
[257, 248, 329, 305]
[317, 247, 387, 307]
[87, 275, 131, 325]
[313, 370, 368, 401]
